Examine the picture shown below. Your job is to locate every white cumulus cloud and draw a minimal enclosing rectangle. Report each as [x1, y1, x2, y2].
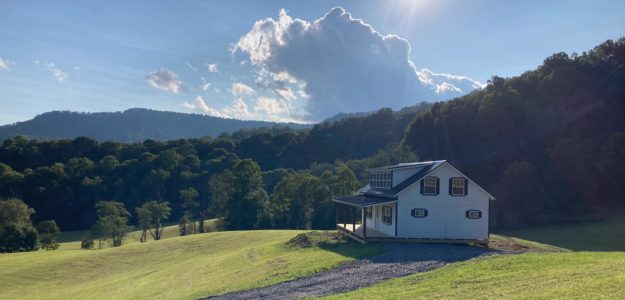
[234, 7, 484, 121]
[206, 63, 219, 73]
[231, 82, 256, 97]
[0, 57, 10, 71]
[182, 96, 229, 118]
[254, 96, 291, 115]
[146, 69, 182, 93]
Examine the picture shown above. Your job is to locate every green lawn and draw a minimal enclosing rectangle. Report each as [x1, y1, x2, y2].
[55, 219, 221, 250]
[326, 251, 625, 299]
[503, 214, 625, 251]
[328, 214, 625, 299]
[0, 230, 382, 300]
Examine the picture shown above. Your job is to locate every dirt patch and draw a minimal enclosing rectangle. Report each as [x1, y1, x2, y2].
[286, 231, 345, 249]
[488, 237, 530, 252]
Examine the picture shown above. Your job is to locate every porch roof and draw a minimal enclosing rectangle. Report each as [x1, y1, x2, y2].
[333, 194, 396, 207]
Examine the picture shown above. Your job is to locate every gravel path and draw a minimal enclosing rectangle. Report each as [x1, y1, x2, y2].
[203, 243, 496, 300]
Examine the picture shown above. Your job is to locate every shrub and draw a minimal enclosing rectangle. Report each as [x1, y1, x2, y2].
[36, 220, 60, 250]
[81, 239, 94, 250]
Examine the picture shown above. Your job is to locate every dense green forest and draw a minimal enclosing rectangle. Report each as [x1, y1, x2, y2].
[0, 38, 623, 233]
[403, 38, 625, 227]
[0, 107, 419, 230]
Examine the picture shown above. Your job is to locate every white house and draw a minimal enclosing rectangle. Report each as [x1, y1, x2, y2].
[333, 160, 495, 244]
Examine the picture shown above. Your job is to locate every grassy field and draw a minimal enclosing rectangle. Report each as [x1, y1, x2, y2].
[3, 214, 624, 300]
[503, 214, 625, 251]
[55, 219, 221, 250]
[0, 229, 382, 300]
[327, 214, 625, 299]
[326, 251, 625, 299]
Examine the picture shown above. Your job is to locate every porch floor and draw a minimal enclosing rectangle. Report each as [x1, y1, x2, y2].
[336, 223, 393, 238]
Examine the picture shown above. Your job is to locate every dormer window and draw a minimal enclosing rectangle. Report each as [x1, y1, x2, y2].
[369, 172, 391, 189]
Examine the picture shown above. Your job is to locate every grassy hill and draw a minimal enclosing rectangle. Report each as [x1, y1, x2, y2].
[326, 251, 625, 299]
[327, 215, 625, 299]
[2, 215, 624, 300]
[0, 228, 382, 300]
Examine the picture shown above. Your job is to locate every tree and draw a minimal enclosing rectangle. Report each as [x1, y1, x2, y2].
[216, 159, 266, 230]
[0, 224, 38, 253]
[135, 201, 171, 241]
[135, 206, 150, 243]
[0, 199, 38, 253]
[91, 201, 131, 248]
[179, 188, 199, 235]
[36, 220, 60, 250]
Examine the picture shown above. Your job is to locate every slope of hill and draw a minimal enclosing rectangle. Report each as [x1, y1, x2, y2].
[403, 37, 625, 229]
[0, 230, 382, 300]
[0, 108, 311, 142]
[327, 251, 625, 299]
[328, 214, 625, 299]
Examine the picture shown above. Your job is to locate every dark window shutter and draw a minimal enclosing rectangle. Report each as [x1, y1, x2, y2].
[410, 208, 415, 217]
[420, 179, 424, 194]
[464, 178, 469, 195]
[449, 178, 453, 195]
[478, 210, 482, 218]
[424, 209, 429, 217]
[465, 210, 470, 218]
[436, 177, 440, 195]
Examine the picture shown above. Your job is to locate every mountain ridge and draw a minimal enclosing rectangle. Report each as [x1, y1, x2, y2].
[0, 108, 312, 142]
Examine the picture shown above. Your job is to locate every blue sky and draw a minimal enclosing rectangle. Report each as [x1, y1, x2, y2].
[0, 0, 623, 125]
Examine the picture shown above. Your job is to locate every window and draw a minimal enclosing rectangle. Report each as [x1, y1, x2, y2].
[366, 207, 372, 219]
[422, 176, 438, 195]
[466, 210, 482, 219]
[411, 208, 428, 218]
[382, 206, 393, 225]
[451, 177, 467, 196]
[369, 172, 392, 189]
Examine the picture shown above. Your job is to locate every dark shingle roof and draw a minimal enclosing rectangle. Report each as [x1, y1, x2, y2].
[334, 195, 397, 207]
[333, 160, 447, 206]
[359, 160, 446, 199]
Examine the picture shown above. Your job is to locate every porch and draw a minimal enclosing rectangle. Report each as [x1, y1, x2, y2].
[334, 195, 397, 243]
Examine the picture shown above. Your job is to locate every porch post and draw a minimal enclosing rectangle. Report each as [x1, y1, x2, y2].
[335, 204, 339, 226]
[363, 207, 367, 239]
[352, 206, 356, 232]
[343, 204, 346, 228]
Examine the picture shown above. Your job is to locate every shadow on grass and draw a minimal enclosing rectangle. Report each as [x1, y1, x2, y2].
[501, 214, 625, 252]
[288, 231, 493, 263]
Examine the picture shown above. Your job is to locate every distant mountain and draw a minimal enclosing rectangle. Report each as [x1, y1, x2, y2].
[0, 108, 312, 142]
[322, 102, 434, 124]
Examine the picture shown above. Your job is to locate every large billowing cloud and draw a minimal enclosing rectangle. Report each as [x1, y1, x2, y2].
[234, 7, 483, 120]
[146, 69, 182, 93]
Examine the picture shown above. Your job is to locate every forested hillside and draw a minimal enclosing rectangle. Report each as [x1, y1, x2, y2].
[0, 108, 310, 142]
[0, 38, 623, 232]
[403, 38, 625, 228]
[0, 106, 420, 230]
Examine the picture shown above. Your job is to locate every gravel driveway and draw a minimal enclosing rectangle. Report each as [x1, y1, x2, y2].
[203, 243, 496, 300]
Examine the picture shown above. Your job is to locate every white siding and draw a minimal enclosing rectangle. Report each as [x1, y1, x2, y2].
[365, 204, 396, 237]
[396, 163, 490, 240]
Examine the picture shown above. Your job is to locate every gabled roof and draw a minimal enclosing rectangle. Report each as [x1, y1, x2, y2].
[358, 160, 446, 199]
[333, 160, 496, 207]
[367, 160, 443, 172]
